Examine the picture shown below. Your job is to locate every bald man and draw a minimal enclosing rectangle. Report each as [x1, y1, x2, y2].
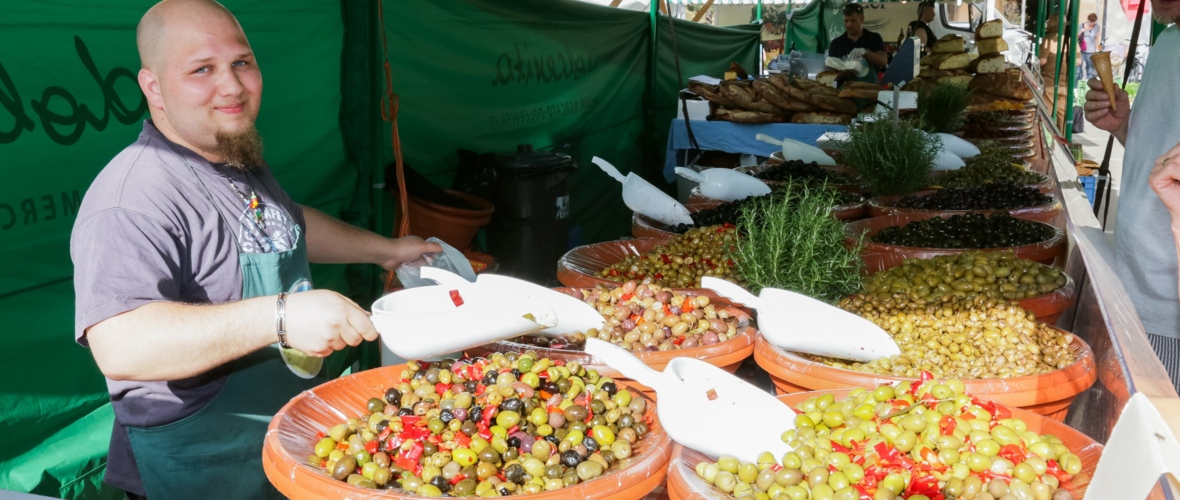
[70, 1, 439, 497]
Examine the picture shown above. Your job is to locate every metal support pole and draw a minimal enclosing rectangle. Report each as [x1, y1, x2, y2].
[1064, 0, 1080, 143]
[1035, 0, 1046, 55]
[757, 0, 763, 22]
[1052, 0, 1068, 124]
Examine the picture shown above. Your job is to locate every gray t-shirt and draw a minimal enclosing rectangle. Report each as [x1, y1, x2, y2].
[71, 120, 304, 494]
[1115, 25, 1180, 338]
[1080, 23, 1100, 53]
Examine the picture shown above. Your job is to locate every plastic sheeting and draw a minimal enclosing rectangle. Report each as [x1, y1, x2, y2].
[664, 390, 1105, 499]
[866, 194, 1065, 225]
[262, 364, 672, 499]
[753, 332, 1098, 422]
[845, 213, 1068, 273]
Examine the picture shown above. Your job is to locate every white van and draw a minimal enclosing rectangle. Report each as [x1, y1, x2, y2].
[856, 0, 1033, 65]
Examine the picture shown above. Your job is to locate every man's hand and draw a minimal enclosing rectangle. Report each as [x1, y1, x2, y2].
[284, 290, 378, 357]
[1083, 77, 1131, 143]
[1151, 142, 1180, 219]
[375, 236, 442, 271]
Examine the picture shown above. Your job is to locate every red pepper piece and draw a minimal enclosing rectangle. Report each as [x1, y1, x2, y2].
[477, 428, 493, 441]
[377, 427, 393, 442]
[999, 444, 1026, 464]
[453, 432, 471, 447]
[939, 415, 957, 435]
[654, 273, 663, 280]
[832, 441, 851, 454]
[507, 425, 519, 436]
[396, 441, 424, 471]
[450, 473, 468, 485]
[672, 336, 686, 346]
[365, 439, 379, 455]
[336, 441, 350, 450]
[315, 432, 325, 441]
[621, 293, 634, 301]
[449, 290, 464, 307]
[660, 254, 671, 264]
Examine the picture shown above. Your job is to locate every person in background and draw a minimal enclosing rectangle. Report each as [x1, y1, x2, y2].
[1084, 0, 1180, 391]
[908, 1, 937, 56]
[1079, 13, 1101, 80]
[828, 3, 888, 73]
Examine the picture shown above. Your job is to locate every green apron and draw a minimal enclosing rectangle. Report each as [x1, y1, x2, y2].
[127, 161, 326, 499]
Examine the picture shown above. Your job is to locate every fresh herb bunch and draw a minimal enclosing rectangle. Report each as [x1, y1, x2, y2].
[838, 120, 940, 196]
[918, 83, 971, 134]
[666, 185, 863, 233]
[732, 179, 863, 303]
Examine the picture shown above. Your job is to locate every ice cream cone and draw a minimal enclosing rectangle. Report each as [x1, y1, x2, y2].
[1091, 51, 1117, 112]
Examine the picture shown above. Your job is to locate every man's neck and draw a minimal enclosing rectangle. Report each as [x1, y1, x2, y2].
[848, 31, 863, 41]
[149, 115, 225, 164]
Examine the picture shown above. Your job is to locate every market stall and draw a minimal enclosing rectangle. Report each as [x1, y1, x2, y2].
[7, 0, 1180, 498]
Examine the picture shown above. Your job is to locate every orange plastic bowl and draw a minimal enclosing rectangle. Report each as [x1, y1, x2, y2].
[467, 288, 756, 399]
[867, 193, 1063, 225]
[557, 238, 742, 305]
[263, 364, 672, 500]
[752, 329, 1096, 422]
[846, 213, 1067, 274]
[666, 390, 1102, 500]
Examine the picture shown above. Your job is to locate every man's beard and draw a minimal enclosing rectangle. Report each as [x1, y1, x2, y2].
[215, 127, 265, 171]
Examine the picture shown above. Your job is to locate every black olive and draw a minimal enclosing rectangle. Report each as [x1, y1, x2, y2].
[504, 463, 526, 484]
[374, 419, 389, 433]
[499, 487, 511, 496]
[545, 435, 560, 445]
[543, 381, 560, 395]
[600, 382, 618, 397]
[501, 398, 523, 413]
[469, 406, 483, 423]
[510, 369, 522, 379]
[439, 409, 454, 424]
[397, 408, 413, 417]
[583, 436, 599, 453]
[482, 371, 499, 385]
[465, 381, 478, 393]
[506, 436, 521, 449]
[384, 388, 402, 406]
[429, 475, 451, 493]
[560, 450, 582, 467]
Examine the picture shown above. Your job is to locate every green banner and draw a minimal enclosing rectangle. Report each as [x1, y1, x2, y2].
[0, 1, 351, 496]
[382, 0, 652, 243]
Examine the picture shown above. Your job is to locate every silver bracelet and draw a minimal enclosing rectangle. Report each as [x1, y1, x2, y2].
[276, 292, 290, 348]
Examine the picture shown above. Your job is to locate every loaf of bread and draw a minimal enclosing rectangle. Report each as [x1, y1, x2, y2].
[932, 36, 966, 53]
[971, 54, 1007, 74]
[791, 112, 853, 125]
[976, 19, 1004, 40]
[936, 70, 974, 88]
[968, 68, 1033, 101]
[816, 70, 841, 86]
[975, 37, 1009, 55]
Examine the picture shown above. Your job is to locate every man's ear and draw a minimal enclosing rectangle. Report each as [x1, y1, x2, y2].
[138, 68, 165, 111]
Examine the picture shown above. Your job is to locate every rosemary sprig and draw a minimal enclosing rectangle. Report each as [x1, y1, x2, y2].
[918, 83, 971, 134]
[838, 120, 940, 196]
[731, 179, 864, 303]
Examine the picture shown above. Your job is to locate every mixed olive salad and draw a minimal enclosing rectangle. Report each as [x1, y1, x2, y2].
[601, 225, 742, 288]
[310, 355, 652, 496]
[694, 379, 1083, 500]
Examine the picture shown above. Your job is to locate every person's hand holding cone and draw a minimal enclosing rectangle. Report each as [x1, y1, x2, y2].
[1091, 51, 1118, 112]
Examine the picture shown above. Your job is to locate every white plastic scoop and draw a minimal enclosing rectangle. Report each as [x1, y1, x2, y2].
[674, 167, 771, 202]
[1086, 393, 1180, 500]
[371, 281, 558, 360]
[593, 156, 692, 227]
[583, 338, 796, 463]
[701, 277, 900, 362]
[931, 148, 967, 171]
[418, 267, 606, 336]
[756, 134, 837, 166]
[936, 133, 980, 159]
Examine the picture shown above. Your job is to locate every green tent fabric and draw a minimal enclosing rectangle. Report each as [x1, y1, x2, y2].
[786, 0, 846, 54]
[650, 20, 761, 178]
[1, 0, 763, 496]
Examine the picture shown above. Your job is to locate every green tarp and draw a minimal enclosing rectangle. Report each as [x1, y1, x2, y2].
[785, 0, 845, 54]
[0, 1, 758, 496]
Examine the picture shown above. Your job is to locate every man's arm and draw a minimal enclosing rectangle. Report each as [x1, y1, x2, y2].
[87, 290, 376, 381]
[1149, 143, 1180, 288]
[1083, 78, 1131, 145]
[864, 50, 889, 68]
[301, 205, 440, 270]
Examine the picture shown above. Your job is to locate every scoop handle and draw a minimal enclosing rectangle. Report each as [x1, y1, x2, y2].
[674, 167, 706, 183]
[755, 133, 783, 147]
[591, 156, 628, 185]
[583, 338, 671, 393]
[700, 277, 762, 309]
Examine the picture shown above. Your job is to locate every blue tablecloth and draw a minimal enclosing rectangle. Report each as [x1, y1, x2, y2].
[664, 119, 847, 182]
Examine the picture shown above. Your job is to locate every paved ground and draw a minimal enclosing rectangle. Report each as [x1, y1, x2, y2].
[1074, 124, 1123, 233]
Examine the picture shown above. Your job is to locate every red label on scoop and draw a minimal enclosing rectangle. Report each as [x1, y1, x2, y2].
[449, 290, 464, 307]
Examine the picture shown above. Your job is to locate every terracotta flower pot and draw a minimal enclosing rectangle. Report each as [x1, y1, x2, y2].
[405, 190, 494, 250]
[263, 364, 672, 500]
[752, 330, 1097, 422]
[666, 390, 1102, 499]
